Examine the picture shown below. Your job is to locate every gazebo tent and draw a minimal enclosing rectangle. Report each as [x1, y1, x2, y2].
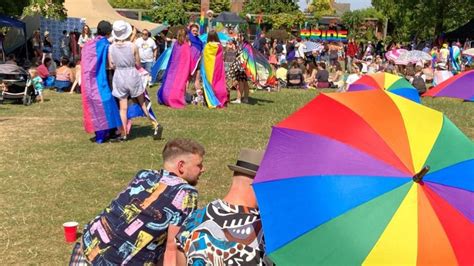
[214, 12, 246, 24]
[64, 0, 162, 31]
[0, 14, 28, 59]
[444, 19, 474, 41]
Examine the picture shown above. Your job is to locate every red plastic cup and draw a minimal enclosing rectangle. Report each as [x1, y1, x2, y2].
[63, 221, 79, 243]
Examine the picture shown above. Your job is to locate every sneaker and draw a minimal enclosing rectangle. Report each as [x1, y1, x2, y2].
[153, 124, 164, 140]
[231, 99, 241, 104]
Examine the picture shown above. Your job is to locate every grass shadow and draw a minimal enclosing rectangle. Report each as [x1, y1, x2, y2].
[246, 97, 274, 106]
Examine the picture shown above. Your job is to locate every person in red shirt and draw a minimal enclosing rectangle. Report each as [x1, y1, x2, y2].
[37, 57, 52, 80]
[346, 38, 358, 72]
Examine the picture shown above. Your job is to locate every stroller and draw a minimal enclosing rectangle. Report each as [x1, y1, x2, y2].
[0, 64, 35, 105]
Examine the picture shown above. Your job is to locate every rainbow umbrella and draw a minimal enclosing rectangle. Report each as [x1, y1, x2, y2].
[348, 72, 420, 103]
[423, 70, 474, 101]
[254, 90, 473, 265]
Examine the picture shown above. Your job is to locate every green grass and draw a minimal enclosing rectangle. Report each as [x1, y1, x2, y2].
[0, 87, 472, 264]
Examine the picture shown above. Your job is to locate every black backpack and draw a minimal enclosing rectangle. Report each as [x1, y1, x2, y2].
[412, 75, 426, 94]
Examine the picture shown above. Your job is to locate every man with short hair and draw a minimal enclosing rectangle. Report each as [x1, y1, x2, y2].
[134, 29, 157, 74]
[176, 148, 266, 265]
[69, 138, 206, 265]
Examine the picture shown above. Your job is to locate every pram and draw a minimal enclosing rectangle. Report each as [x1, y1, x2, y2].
[0, 64, 35, 105]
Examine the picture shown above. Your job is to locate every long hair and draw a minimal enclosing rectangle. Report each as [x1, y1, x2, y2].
[207, 30, 220, 43]
[176, 29, 188, 45]
[81, 25, 91, 37]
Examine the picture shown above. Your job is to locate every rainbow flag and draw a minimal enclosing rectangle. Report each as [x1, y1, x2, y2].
[158, 42, 192, 108]
[241, 43, 277, 87]
[199, 10, 205, 35]
[81, 36, 122, 134]
[200, 42, 228, 108]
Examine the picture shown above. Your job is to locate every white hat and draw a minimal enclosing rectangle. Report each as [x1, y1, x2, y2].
[112, 20, 132, 41]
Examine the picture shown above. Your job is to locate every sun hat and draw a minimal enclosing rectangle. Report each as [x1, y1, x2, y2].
[44, 31, 49, 36]
[228, 148, 265, 178]
[112, 20, 132, 41]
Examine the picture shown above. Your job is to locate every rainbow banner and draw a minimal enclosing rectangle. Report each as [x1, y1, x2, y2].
[199, 10, 205, 35]
[200, 42, 228, 108]
[300, 29, 348, 42]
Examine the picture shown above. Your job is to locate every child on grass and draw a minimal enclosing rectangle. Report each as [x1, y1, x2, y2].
[29, 68, 44, 103]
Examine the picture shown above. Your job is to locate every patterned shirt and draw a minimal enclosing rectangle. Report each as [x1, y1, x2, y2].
[177, 199, 265, 265]
[81, 169, 198, 265]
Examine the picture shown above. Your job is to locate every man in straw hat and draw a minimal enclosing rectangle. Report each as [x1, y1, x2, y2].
[69, 138, 205, 265]
[176, 148, 267, 265]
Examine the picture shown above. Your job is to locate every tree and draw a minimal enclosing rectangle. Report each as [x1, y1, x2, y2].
[268, 12, 306, 30]
[1, 0, 66, 19]
[149, 0, 188, 25]
[372, 0, 473, 41]
[210, 0, 230, 14]
[341, 8, 385, 41]
[108, 0, 154, 9]
[307, 0, 335, 18]
[242, 0, 299, 14]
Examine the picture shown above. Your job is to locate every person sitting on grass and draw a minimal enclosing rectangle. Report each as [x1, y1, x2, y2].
[315, 62, 330, 88]
[275, 62, 288, 89]
[287, 61, 304, 88]
[37, 57, 55, 87]
[304, 61, 317, 88]
[176, 148, 267, 265]
[54, 57, 75, 92]
[69, 138, 205, 266]
[28, 68, 45, 103]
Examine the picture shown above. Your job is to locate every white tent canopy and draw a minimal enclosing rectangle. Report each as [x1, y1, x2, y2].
[64, 0, 161, 31]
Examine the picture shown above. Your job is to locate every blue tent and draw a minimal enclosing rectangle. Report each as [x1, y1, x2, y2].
[0, 14, 28, 60]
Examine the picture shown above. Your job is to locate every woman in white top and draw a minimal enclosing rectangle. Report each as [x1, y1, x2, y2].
[78, 25, 92, 50]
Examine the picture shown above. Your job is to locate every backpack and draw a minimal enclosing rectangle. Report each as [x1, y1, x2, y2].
[412, 75, 426, 94]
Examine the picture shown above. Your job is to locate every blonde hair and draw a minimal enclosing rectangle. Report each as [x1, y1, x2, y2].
[29, 68, 38, 77]
[176, 29, 188, 45]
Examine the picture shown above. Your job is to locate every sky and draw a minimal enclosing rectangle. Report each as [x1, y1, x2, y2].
[298, 0, 372, 11]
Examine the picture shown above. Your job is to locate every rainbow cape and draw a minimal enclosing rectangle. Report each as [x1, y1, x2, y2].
[241, 43, 277, 87]
[81, 36, 122, 134]
[157, 42, 192, 108]
[200, 42, 228, 108]
[151, 45, 172, 84]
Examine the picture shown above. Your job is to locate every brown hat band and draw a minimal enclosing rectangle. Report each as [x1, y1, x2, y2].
[236, 160, 259, 172]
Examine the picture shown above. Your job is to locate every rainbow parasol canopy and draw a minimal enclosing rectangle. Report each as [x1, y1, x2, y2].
[254, 90, 473, 265]
[423, 70, 474, 101]
[348, 72, 420, 103]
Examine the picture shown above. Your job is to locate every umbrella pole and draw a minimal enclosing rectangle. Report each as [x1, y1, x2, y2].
[413, 165, 430, 183]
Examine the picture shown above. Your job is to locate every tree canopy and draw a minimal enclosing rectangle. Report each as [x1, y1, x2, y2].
[372, 0, 473, 41]
[1, 0, 66, 19]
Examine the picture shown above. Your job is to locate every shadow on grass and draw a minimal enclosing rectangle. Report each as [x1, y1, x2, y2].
[246, 97, 274, 106]
[128, 125, 160, 141]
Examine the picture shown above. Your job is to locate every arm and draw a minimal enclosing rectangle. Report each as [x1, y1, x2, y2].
[163, 224, 181, 266]
[134, 45, 141, 67]
[108, 47, 115, 69]
[176, 248, 187, 266]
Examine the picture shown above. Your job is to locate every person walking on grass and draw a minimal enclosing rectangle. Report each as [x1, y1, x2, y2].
[69, 138, 205, 265]
[109, 20, 163, 142]
[176, 148, 267, 265]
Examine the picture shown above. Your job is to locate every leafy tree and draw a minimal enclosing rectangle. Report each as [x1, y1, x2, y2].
[210, 0, 230, 14]
[149, 0, 188, 25]
[341, 8, 385, 41]
[307, 0, 335, 18]
[108, 0, 154, 9]
[1, 0, 66, 19]
[0, 0, 30, 17]
[242, 0, 299, 14]
[372, 0, 473, 41]
[268, 12, 306, 30]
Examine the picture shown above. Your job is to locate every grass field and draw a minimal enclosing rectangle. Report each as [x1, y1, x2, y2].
[0, 87, 472, 264]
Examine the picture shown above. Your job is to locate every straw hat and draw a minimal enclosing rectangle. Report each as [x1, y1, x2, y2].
[228, 149, 264, 178]
[112, 20, 132, 41]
